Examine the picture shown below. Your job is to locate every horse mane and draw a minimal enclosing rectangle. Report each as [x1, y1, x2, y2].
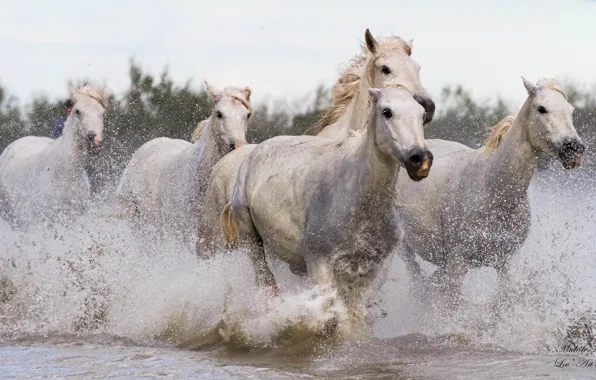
[219, 86, 254, 114]
[191, 86, 254, 142]
[308, 36, 412, 135]
[536, 78, 567, 99]
[482, 115, 517, 154]
[71, 85, 108, 109]
[191, 120, 209, 142]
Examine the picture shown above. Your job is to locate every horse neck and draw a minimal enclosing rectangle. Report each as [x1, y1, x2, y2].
[485, 102, 538, 200]
[52, 118, 88, 171]
[188, 117, 223, 184]
[346, 58, 375, 133]
[347, 115, 399, 204]
[348, 88, 372, 133]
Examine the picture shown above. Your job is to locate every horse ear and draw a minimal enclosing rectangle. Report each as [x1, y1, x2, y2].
[407, 39, 413, 54]
[368, 88, 382, 102]
[364, 29, 378, 54]
[243, 87, 251, 101]
[205, 81, 218, 101]
[522, 76, 536, 96]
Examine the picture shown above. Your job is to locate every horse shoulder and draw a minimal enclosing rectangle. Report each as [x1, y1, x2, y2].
[241, 138, 335, 256]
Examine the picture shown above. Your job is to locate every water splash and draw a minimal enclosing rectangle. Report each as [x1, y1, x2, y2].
[0, 169, 594, 359]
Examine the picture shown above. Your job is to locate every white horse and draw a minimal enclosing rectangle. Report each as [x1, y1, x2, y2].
[394, 78, 585, 303]
[0, 85, 108, 227]
[195, 28, 434, 258]
[221, 85, 433, 336]
[311, 29, 434, 141]
[116, 83, 252, 245]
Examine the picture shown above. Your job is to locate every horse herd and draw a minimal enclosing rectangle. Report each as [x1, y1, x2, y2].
[0, 29, 587, 337]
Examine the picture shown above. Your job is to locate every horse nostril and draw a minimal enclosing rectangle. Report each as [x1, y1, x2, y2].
[229, 143, 236, 151]
[409, 153, 423, 166]
[563, 140, 585, 155]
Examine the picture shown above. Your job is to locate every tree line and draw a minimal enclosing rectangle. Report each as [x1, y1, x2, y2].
[1, 61, 594, 193]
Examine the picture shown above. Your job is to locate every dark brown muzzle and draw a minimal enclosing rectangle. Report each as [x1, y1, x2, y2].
[413, 94, 436, 125]
[558, 138, 585, 169]
[404, 148, 433, 181]
[86, 132, 102, 155]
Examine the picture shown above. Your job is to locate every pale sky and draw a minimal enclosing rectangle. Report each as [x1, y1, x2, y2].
[0, 0, 595, 111]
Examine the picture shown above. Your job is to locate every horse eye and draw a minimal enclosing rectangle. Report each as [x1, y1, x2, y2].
[216, 111, 223, 119]
[382, 108, 393, 118]
[381, 65, 391, 75]
[537, 106, 547, 114]
[246, 113, 252, 120]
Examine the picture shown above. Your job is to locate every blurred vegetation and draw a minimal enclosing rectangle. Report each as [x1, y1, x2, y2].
[0, 61, 594, 193]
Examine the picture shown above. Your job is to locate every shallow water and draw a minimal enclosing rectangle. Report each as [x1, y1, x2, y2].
[2, 336, 595, 379]
[1, 168, 595, 379]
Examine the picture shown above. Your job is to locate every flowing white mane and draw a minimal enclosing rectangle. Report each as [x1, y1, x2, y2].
[309, 36, 412, 134]
[71, 85, 109, 109]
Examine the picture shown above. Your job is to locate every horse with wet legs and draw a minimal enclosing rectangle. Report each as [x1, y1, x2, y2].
[0, 85, 108, 228]
[394, 78, 585, 305]
[195, 28, 435, 259]
[116, 83, 252, 247]
[221, 86, 433, 337]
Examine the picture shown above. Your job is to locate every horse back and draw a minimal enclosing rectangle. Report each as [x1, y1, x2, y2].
[0, 136, 53, 178]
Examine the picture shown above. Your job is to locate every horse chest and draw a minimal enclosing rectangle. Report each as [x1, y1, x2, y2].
[316, 212, 398, 280]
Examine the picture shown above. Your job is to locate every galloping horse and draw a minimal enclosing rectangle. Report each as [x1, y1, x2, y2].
[0, 85, 108, 228]
[221, 85, 433, 336]
[196, 28, 435, 258]
[310, 29, 435, 140]
[394, 78, 585, 303]
[116, 83, 252, 246]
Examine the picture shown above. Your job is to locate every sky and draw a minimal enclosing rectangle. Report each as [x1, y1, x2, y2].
[0, 0, 595, 111]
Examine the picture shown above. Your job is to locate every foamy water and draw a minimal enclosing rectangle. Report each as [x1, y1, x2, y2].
[0, 167, 595, 379]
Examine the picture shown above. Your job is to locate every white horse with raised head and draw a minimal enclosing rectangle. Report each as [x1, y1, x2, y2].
[394, 78, 586, 303]
[116, 83, 252, 245]
[0, 85, 108, 227]
[311, 29, 435, 141]
[195, 28, 434, 258]
[221, 85, 433, 337]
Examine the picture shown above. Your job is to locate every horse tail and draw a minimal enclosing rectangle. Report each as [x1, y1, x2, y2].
[220, 202, 239, 246]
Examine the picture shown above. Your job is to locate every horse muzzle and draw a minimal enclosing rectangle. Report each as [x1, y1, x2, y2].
[557, 138, 585, 169]
[413, 94, 436, 126]
[87, 132, 103, 155]
[404, 148, 433, 181]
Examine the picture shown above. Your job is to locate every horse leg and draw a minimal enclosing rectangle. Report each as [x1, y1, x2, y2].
[250, 235, 278, 297]
[397, 242, 425, 300]
[303, 253, 371, 339]
[443, 257, 467, 306]
[491, 256, 515, 316]
[427, 256, 467, 308]
[232, 205, 278, 297]
[364, 249, 396, 319]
